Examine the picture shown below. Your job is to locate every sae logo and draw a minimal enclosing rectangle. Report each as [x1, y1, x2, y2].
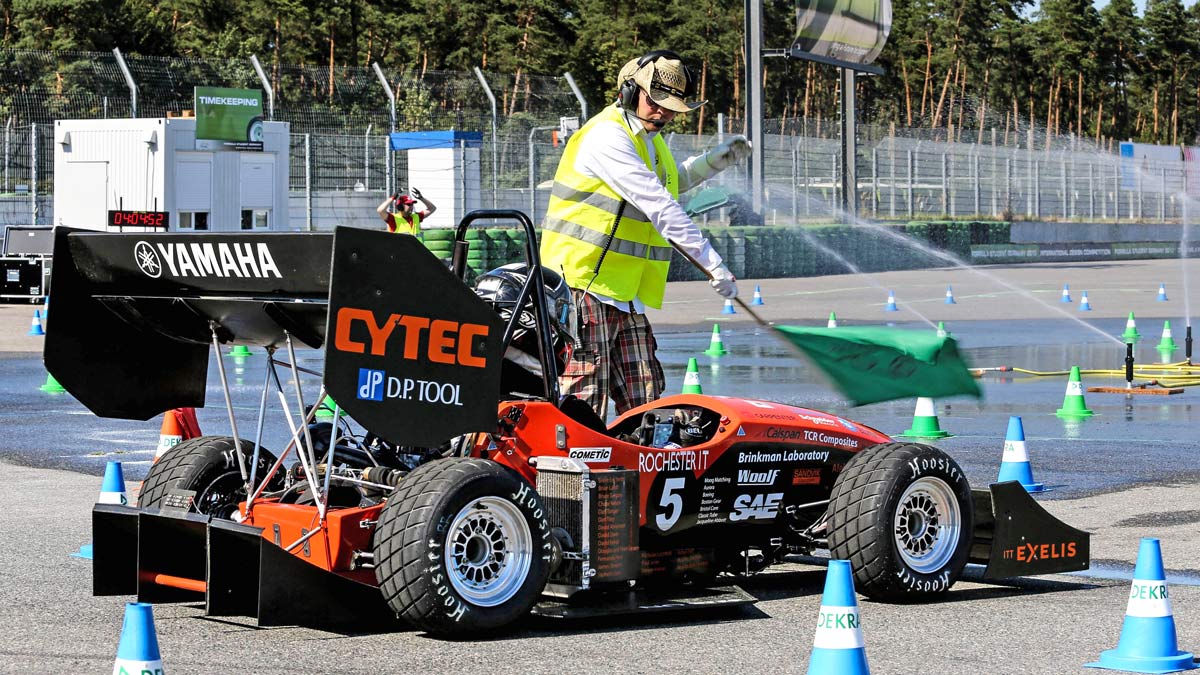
[357, 368, 385, 401]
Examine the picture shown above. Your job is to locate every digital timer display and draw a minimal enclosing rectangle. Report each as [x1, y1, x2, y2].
[108, 210, 169, 228]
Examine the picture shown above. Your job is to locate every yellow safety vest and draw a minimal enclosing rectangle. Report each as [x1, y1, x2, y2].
[391, 211, 420, 235]
[540, 104, 678, 309]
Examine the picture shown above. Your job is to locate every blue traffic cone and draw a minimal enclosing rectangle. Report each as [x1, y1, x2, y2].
[996, 416, 1044, 493]
[884, 290, 898, 312]
[112, 603, 164, 675]
[721, 298, 736, 314]
[1156, 283, 1169, 302]
[27, 309, 44, 336]
[99, 461, 128, 506]
[751, 285, 765, 306]
[944, 285, 956, 304]
[807, 560, 869, 675]
[1061, 284, 1072, 303]
[1086, 538, 1197, 673]
[1079, 291, 1092, 311]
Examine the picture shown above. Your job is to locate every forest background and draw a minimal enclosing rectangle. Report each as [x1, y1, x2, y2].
[0, 0, 1195, 148]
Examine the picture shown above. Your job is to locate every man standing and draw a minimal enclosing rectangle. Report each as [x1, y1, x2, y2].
[540, 49, 751, 418]
[377, 187, 437, 234]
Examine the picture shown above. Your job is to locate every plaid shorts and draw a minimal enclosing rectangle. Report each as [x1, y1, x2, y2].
[560, 289, 665, 418]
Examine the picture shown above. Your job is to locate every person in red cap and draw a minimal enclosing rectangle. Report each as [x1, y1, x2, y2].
[376, 187, 437, 235]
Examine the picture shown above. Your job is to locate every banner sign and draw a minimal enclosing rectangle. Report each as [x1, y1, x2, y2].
[793, 0, 892, 67]
[971, 242, 1200, 264]
[194, 86, 265, 151]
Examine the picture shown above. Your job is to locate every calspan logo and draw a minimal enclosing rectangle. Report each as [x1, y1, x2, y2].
[134, 241, 163, 278]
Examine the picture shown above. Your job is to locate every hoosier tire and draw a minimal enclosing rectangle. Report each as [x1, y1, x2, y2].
[373, 458, 551, 635]
[827, 442, 973, 601]
[138, 436, 280, 518]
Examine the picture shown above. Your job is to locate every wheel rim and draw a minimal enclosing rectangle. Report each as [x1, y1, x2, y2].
[893, 476, 961, 574]
[194, 471, 246, 520]
[445, 496, 533, 607]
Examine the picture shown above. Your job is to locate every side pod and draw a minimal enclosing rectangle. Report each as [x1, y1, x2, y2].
[91, 504, 396, 631]
[969, 481, 1090, 579]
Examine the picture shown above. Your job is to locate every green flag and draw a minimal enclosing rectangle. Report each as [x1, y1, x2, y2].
[772, 325, 981, 406]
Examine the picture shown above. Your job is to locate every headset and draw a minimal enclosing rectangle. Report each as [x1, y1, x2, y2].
[617, 49, 698, 111]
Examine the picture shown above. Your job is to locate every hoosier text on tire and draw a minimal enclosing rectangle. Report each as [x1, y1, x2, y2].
[373, 457, 551, 635]
[827, 442, 974, 600]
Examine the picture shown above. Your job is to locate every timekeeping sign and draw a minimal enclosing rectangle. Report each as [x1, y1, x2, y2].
[794, 0, 892, 67]
[194, 86, 265, 151]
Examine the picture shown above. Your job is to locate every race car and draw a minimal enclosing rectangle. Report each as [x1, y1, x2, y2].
[46, 211, 1089, 636]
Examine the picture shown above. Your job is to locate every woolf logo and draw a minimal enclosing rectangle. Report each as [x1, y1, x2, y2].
[737, 469, 779, 486]
[134, 241, 163, 278]
[135, 241, 282, 279]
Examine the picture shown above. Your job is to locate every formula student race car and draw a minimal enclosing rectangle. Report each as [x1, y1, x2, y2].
[46, 211, 1090, 636]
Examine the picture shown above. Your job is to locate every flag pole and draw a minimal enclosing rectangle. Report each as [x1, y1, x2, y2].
[668, 242, 770, 327]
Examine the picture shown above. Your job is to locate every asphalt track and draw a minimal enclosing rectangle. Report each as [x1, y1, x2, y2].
[2, 258, 1200, 673]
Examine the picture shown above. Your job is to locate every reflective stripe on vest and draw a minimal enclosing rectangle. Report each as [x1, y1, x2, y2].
[392, 211, 420, 235]
[540, 104, 677, 308]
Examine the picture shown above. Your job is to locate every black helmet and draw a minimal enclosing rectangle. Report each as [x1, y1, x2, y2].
[473, 263, 575, 396]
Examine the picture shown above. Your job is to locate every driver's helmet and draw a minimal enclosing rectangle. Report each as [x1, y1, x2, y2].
[473, 263, 575, 394]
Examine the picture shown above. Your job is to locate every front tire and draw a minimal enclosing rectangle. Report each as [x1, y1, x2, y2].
[138, 436, 279, 519]
[827, 442, 973, 600]
[373, 458, 551, 635]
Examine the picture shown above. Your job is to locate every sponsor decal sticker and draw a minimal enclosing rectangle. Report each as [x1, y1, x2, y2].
[729, 493, 783, 521]
[1126, 579, 1173, 618]
[354, 368, 463, 406]
[334, 307, 489, 368]
[736, 426, 746, 436]
[737, 469, 780, 486]
[792, 468, 822, 485]
[739, 449, 831, 463]
[812, 605, 864, 649]
[1001, 541, 1079, 563]
[568, 447, 612, 463]
[639, 449, 710, 472]
[135, 241, 282, 279]
[836, 417, 858, 432]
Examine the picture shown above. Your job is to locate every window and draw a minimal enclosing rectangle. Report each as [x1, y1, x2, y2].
[241, 209, 269, 230]
[179, 211, 209, 231]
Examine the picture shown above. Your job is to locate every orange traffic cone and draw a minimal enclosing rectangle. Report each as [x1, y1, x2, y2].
[155, 408, 202, 461]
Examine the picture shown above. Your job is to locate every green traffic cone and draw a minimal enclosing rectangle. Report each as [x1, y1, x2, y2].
[1121, 312, 1141, 343]
[704, 324, 729, 356]
[899, 397, 952, 439]
[681, 358, 703, 394]
[40, 372, 65, 393]
[936, 321, 950, 338]
[228, 344, 253, 357]
[827, 312, 838, 328]
[315, 393, 338, 419]
[1055, 366, 1095, 418]
[1157, 320, 1178, 352]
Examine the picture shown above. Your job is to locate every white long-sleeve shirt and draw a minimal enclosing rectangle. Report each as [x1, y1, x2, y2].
[569, 109, 724, 313]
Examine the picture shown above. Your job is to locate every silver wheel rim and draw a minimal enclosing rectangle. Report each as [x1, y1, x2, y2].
[445, 496, 532, 607]
[893, 476, 961, 574]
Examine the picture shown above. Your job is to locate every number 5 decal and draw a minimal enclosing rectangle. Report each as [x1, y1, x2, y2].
[655, 477, 686, 532]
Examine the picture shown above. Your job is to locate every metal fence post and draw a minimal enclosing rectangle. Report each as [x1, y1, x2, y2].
[1088, 162, 1095, 219]
[973, 152, 980, 216]
[4, 117, 10, 193]
[304, 133, 313, 231]
[791, 146, 799, 223]
[803, 150, 811, 216]
[1061, 157, 1069, 220]
[831, 153, 838, 216]
[384, 136, 393, 194]
[1033, 159, 1040, 218]
[1005, 157, 1012, 217]
[364, 124, 372, 190]
[1160, 167, 1166, 221]
[30, 123, 37, 225]
[906, 149, 914, 217]
[1136, 167, 1143, 220]
[871, 148, 879, 217]
[941, 152, 949, 216]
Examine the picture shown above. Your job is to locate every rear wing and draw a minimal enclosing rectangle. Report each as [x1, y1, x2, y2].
[43, 222, 520, 447]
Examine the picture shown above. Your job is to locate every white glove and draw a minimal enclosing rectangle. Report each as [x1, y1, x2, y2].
[708, 263, 738, 299]
[410, 187, 423, 200]
[706, 135, 752, 171]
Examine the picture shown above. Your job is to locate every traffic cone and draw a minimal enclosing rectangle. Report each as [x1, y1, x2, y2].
[682, 358, 703, 394]
[1158, 321, 1178, 353]
[936, 321, 950, 338]
[156, 411, 184, 460]
[315, 393, 339, 419]
[944, 285, 956, 304]
[1122, 312, 1142, 343]
[751, 285, 765, 306]
[806, 559, 869, 675]
[1061, 284, 1072, 303]
[98, 461, 128, 506]
[899, 397, 952, 439]
[40, 372, 65, 393]
[228, 344, 253, 357]
[704, 324, 729, 357]
[996, 416, 1045, 493]
[1086, 538, 1197, 673]
[721, 298, 736, 314]
[827, 312, 838, 329]
[1156, 283, 1169, 302]
[884, 290, 898, 312]
[1056, 366, 1095, 418]
[1079, 291, 1093, 311]
[112, 602, 164, 675]
[27, 309, 44, 336]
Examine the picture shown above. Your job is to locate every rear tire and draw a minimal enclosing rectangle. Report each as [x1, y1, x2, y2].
[138, 436, 279, 518]
[373, 458, 551, 635]
[827, 442, 973, 600]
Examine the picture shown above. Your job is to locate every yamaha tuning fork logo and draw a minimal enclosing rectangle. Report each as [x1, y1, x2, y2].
[134, 241, 163, 278]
